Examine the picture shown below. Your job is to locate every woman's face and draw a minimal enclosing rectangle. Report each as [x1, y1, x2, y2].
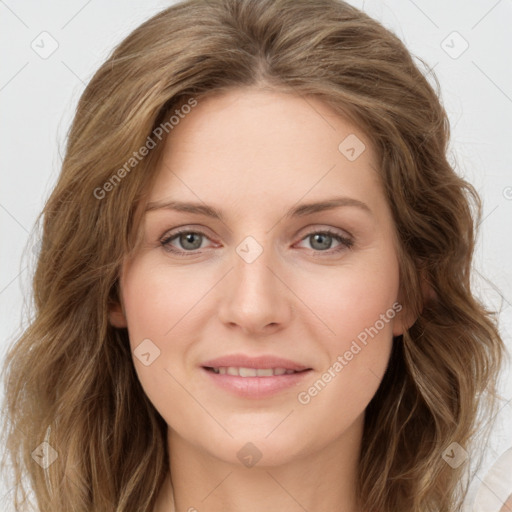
[111, 88, 411, 467]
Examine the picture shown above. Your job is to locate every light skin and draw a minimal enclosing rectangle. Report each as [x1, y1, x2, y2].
[110, 87, 416, 512]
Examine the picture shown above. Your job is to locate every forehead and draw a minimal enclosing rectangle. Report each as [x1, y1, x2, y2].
[148, 87, 385, 218]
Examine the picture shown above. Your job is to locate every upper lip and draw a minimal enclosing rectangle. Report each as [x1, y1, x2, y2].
[201, 354, 311, 371]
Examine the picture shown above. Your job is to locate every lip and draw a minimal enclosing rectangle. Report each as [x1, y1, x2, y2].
[200, 353, 312, 399]
[201, 354, 310, 371]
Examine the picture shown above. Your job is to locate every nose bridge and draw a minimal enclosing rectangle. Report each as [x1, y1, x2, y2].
[233, 234, 279, 303]
[217, 234, 292, 332]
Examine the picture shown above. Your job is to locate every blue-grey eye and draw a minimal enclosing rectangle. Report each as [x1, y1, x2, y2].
[177, 232, 203, 250]
[309, 233, 334, 251]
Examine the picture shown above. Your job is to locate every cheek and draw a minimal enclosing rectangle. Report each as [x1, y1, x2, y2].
[292, 249, 399, 409]
[119, 261, 207, 416]
[299, 250, 400, 350]
[119, 262, 204, 396]
[121, 261, 204, 344]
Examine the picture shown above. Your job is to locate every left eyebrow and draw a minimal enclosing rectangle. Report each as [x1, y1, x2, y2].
[145, 196, 373, 220]
[285, 196, 373, 218]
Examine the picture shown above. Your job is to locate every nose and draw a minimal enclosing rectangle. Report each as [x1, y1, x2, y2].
[216, 244, 294, 336]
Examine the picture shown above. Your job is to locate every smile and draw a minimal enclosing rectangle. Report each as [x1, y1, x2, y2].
[205, 366, 306, 377]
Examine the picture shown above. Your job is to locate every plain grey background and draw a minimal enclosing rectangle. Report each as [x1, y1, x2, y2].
[1, 1, 511, 510]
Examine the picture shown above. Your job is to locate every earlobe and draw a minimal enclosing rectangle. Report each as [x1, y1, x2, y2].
[392, 272, 436, 337]
[392, 304, 416, 337]
[109, 302, 127, 328]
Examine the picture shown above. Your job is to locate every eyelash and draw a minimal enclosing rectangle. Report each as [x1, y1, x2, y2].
[159, 227, 354, 257]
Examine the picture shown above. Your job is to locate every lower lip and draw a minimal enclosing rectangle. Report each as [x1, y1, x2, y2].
[201, 367, 312, 399]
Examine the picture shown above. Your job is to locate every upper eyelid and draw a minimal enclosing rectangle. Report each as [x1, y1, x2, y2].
[160, 225, 353, 247]
[160, 224, 351, 237]
[160, 224, 215, 239]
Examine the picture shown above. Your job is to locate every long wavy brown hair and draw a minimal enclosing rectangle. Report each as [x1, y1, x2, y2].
[1, 0, 505, 510]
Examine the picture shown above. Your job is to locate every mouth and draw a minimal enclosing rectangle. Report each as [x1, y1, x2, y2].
[203, 366, 311, 377]
[200, 355, 313, 398]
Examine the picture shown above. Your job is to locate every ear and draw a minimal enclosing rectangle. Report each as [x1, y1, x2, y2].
[109, 300, 127, 328]
[392, 271, 436, 337]
[392, 301, 416, 337]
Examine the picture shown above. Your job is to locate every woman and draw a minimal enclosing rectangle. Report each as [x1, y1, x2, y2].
[1, 0, 506, 511]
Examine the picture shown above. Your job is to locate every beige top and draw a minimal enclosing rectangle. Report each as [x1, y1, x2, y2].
[472, 448, 512, 512]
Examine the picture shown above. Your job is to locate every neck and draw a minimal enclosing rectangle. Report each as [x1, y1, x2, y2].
[155, 417, 363, 512]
